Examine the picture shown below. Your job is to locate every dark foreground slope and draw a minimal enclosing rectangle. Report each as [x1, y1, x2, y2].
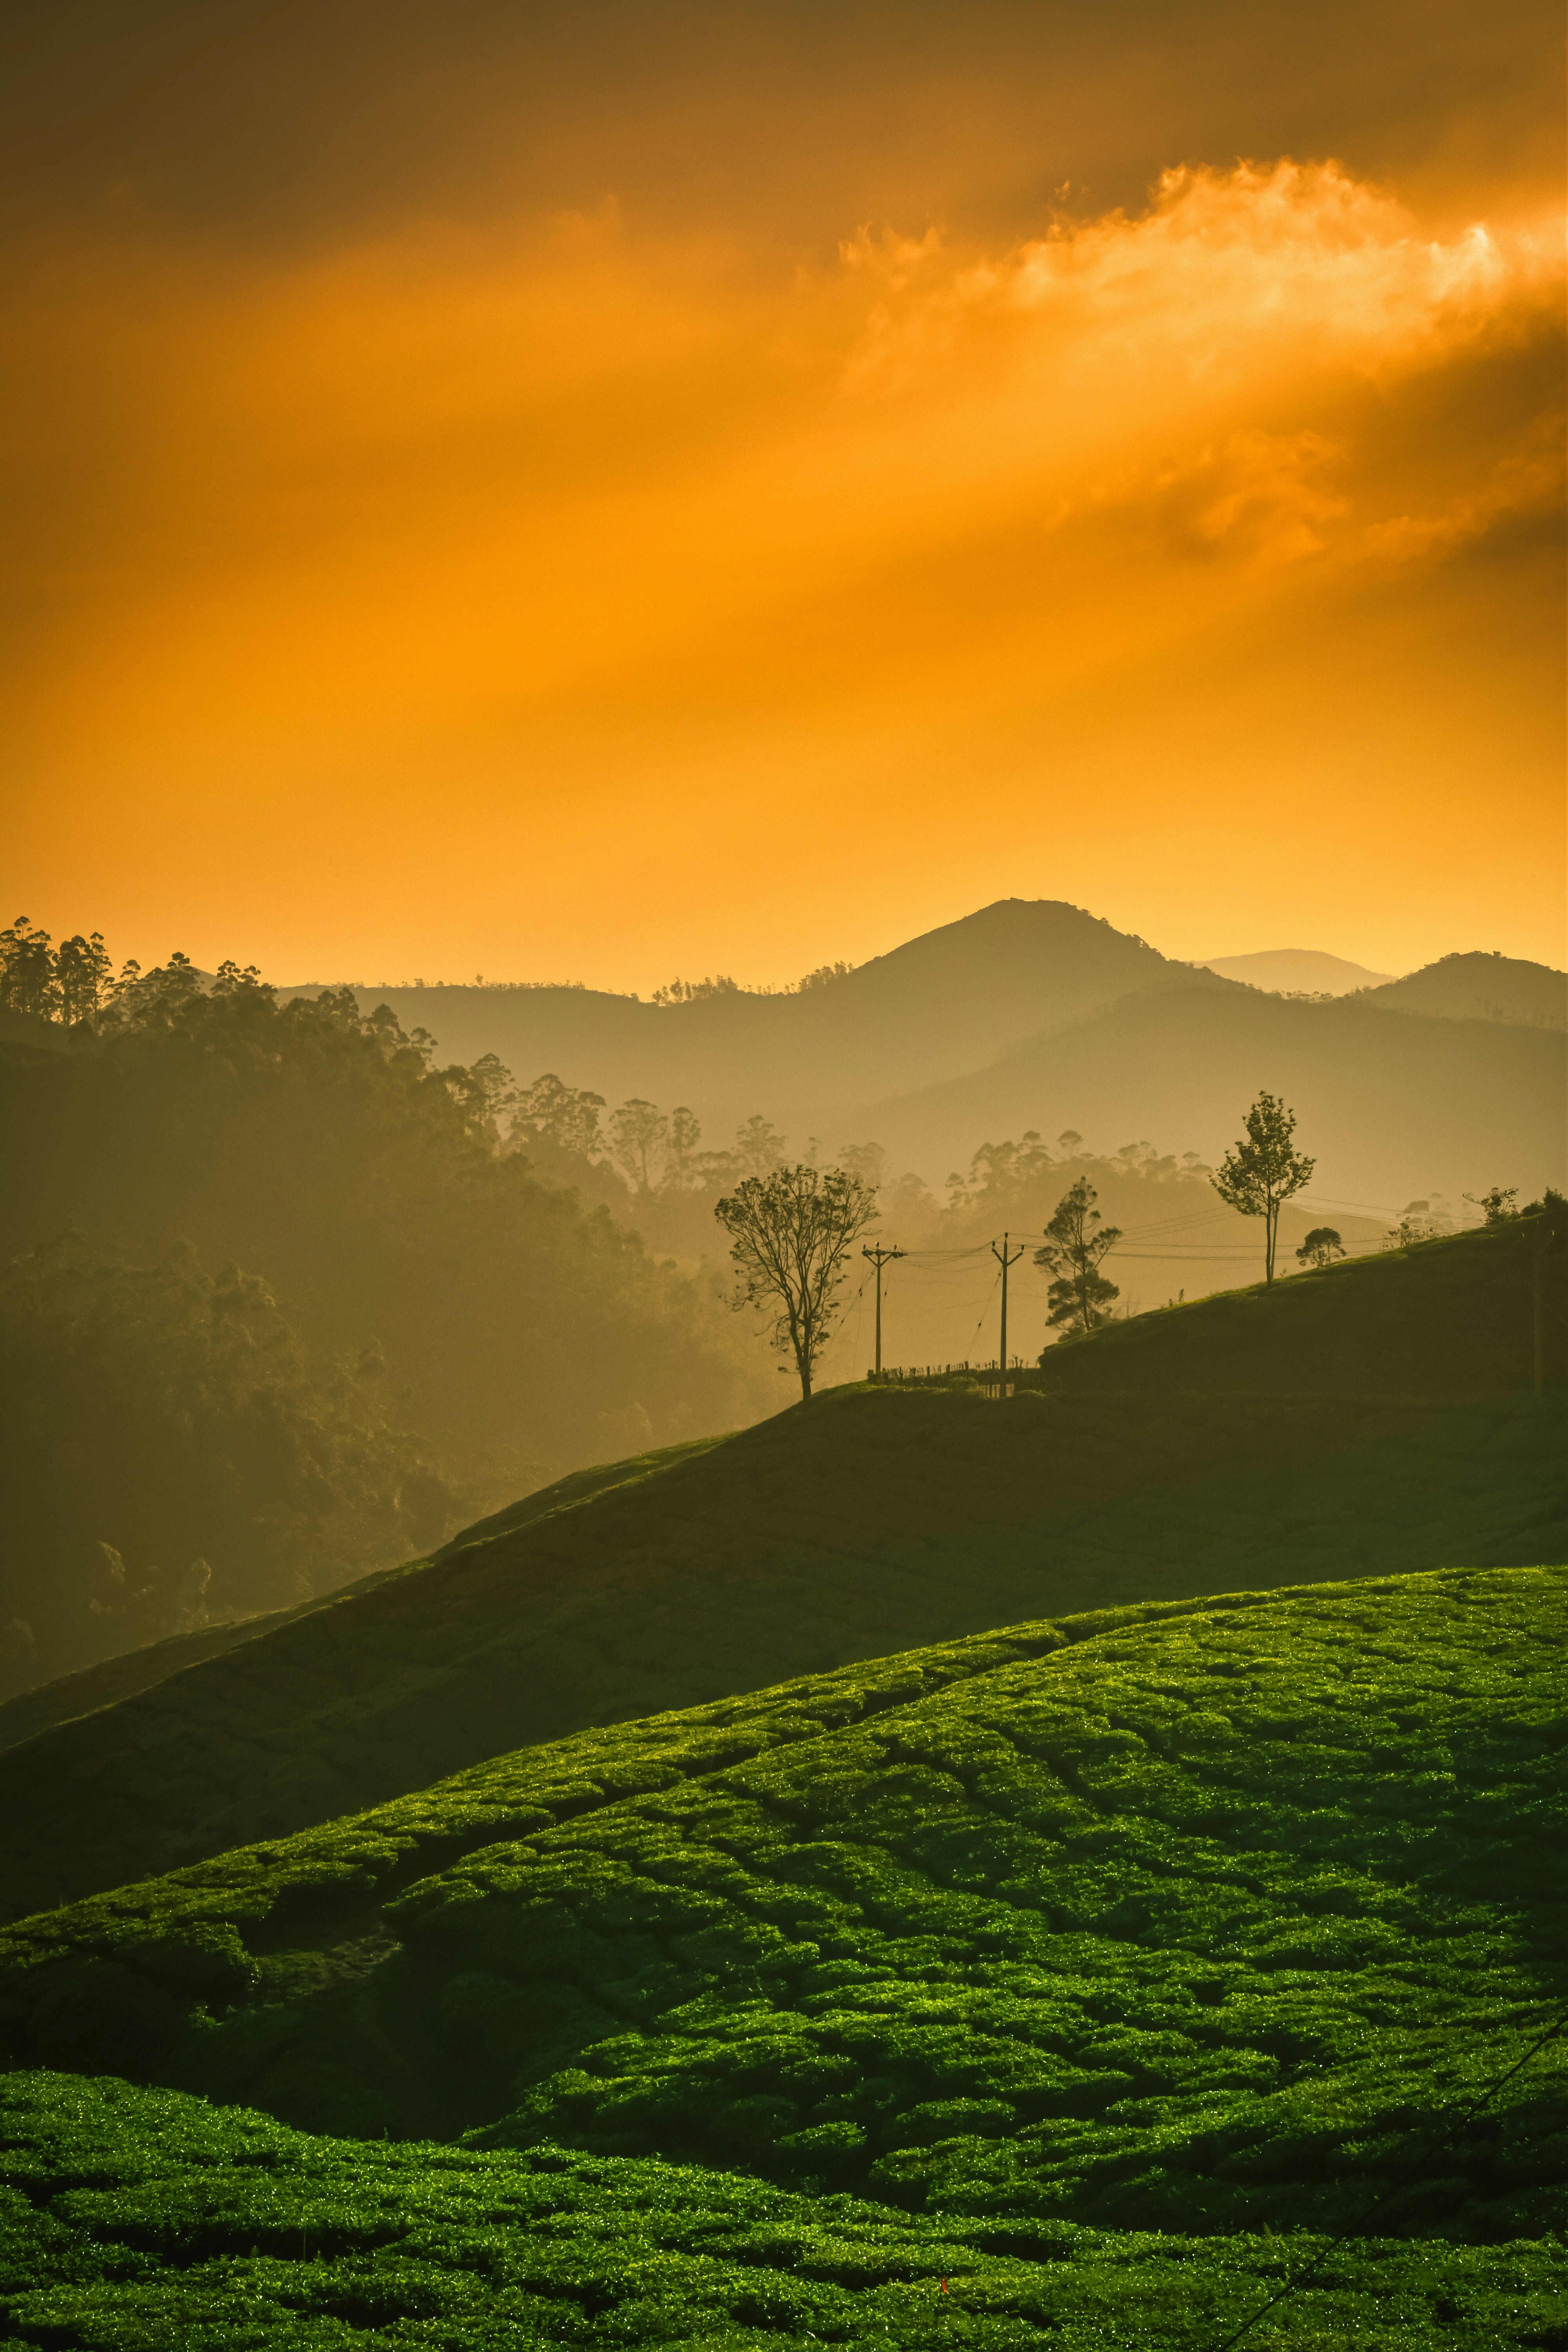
[2, 1565, 1564, 2346]
[2, 1386, 1562, 1918]
[1037, 1216, 1567, 1396]
[0, 1448, 679, 1758]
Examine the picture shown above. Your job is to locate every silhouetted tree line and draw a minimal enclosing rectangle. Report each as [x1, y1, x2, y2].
[0, 938, 774, 1694]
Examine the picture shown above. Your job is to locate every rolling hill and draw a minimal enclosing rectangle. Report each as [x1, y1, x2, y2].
[1032, 1213, 1568, 1396]
[0, 1224, 1562, 1920]
[859, 979, 1567, 1201]
[2, 1561, 1564, 2345]
[1361, 950, 1568, 1029]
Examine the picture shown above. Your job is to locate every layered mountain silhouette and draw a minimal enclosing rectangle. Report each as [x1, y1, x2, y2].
[1198, 947, 1395, 992]
[285, 902, 1565, 1202]
[855, 978, 1565, 1204]
[1359, 950, 1568, 1028]
[285, 901, 1208, 1121]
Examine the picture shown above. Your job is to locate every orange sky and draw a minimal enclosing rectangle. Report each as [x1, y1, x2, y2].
[2, 2, 1563, 988]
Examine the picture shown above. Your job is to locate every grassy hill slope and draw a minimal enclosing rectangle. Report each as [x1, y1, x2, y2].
[1036, 1218, 1567, 1396]
[863, 981, 1566, 1200]
[1, 1383, 1562, 1920]
[1, 1564, 1563, 2345]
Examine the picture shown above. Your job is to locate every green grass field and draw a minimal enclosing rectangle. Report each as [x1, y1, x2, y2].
[1, 1563, 1564, 2343]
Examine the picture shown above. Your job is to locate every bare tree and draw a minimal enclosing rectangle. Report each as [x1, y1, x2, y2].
[1034, 1178, 1122, 1337]
[1211, 1092, 1316, 1283]
[715, 1164, 878, 1402]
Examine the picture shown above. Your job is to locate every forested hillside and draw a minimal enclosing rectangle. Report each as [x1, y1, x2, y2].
[0, 955, 773, 1696]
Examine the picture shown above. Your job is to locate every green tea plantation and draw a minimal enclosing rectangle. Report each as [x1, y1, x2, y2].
[2, 1565, 1564, 2343]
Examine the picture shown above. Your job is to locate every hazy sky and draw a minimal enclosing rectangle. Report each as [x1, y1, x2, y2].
[4, 0, 1563, 987]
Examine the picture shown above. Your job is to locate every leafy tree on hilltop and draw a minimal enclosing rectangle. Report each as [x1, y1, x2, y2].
[716, 1165, 877, 1402]
[1211, 1092, 1315, 1282]
[1295, 1226, 1345, 1271]
[1034, 1177, 1122, 1339]
[54, 933, 114, 1025]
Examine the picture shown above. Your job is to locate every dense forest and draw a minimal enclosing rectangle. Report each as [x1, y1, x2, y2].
[0, 931, 776, 1695]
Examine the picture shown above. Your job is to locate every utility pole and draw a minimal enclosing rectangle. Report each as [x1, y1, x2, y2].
[991, 1230, 1025, 1394]
[862, 1243, 906, 1377]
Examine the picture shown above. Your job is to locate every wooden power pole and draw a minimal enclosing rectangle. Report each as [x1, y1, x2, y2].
[991, 1231, 1025, 1394]
[862, 1243, 906, 1377]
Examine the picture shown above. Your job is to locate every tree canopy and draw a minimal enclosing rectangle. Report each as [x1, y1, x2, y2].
[1034, 1177, 1122, 1338]
[715, 1165, 878, 1402]
[1210, 1091, 1316, 1282]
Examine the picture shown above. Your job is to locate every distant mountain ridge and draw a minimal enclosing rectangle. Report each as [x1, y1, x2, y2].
[271, 909, 1566, 1200]
[854, 979, 1565, 1203]
[280, 900, 1223, 1126]
[1359, 950, 1567, 1029]
[1199, 948, 1396, 993]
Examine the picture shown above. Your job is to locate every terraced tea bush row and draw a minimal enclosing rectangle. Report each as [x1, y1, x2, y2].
[3, 2072, 1564, 2348]
[399, 1566, 1568, 2238]
[3, 1385, 1563, 1917]
[0, 1624, 1068, 2080]
[4, 1568, 1564, 2245]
